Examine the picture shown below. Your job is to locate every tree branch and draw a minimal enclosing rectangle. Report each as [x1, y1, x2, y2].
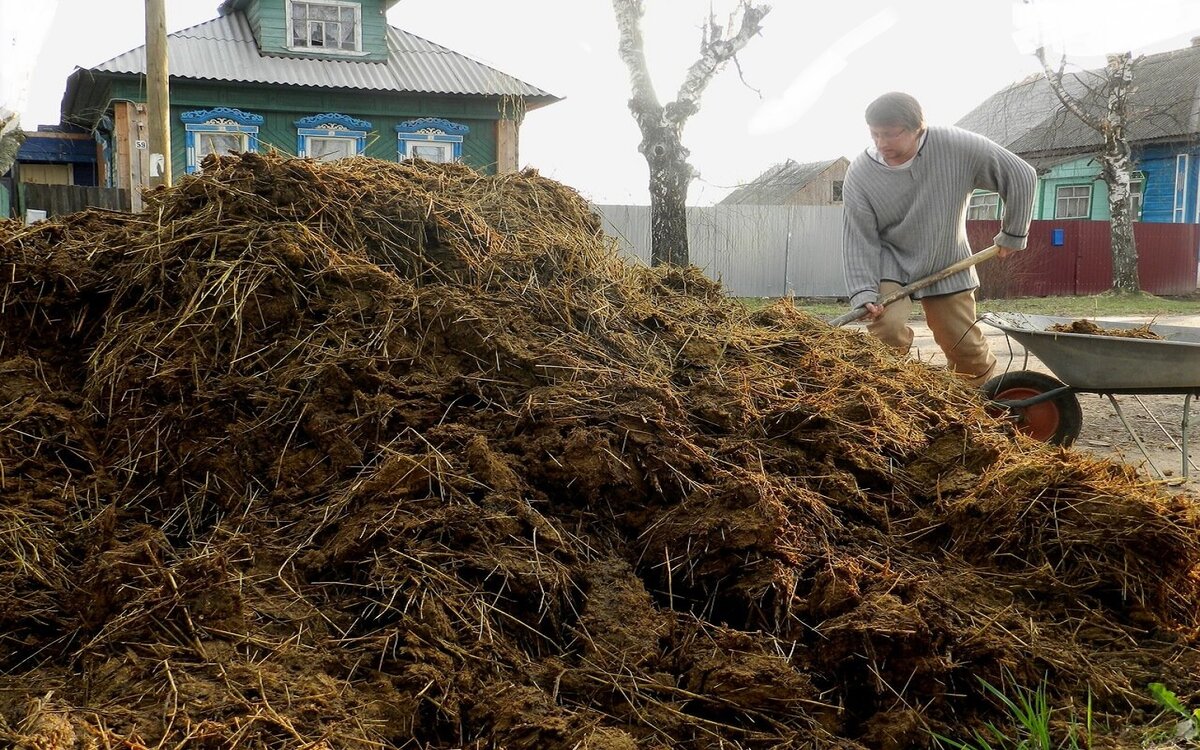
[1035, 46, 1104, 132]
[669, 1, 770, 125]
[612, 0, 663, 131]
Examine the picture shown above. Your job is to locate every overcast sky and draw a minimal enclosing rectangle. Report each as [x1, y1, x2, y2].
[6, 0, 1200, 203]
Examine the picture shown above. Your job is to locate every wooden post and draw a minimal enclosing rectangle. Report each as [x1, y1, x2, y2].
[146, 0, 172, 187]
[113, 101, 137, 211]
[496, 119, 518, 174]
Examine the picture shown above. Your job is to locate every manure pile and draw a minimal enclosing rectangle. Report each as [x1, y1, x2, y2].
[1, 152, 1199, 750]
[1048, 319, 1165, 339]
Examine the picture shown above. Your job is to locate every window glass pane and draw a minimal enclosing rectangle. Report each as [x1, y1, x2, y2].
[1130, 179, 1144, 221]
[967, 192, 999, 220]
[411, 143, 451, 162]
[1055, 185, 1089, 219]
[199, 133, 245, 159]
[292, 2, 356, 50]
[1175, 155, 1189, 221]
[309, 136, 357, 161]
[326, 21, 340, 44]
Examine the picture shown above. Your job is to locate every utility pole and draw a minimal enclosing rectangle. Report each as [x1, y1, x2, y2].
[146, 0, 172, 187]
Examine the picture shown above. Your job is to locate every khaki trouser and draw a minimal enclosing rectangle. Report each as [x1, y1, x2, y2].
[865, 281, 997, 387]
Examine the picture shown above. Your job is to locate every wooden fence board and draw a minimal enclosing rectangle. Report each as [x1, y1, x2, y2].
[21, 183, 131, 216]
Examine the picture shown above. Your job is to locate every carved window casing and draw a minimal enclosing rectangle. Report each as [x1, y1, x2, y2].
[395, 118, 468, 163]
[181, 108, 263, 173]
[295, 113, 372, 161]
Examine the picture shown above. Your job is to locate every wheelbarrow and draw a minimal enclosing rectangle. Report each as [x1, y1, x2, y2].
[979, 312, 1200, 481]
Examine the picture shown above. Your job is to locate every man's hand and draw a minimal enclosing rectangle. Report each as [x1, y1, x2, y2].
[862, 302, 885, 321]
[997, 244, 1018, 259]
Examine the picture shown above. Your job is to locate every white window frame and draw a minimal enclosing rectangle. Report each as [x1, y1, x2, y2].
[295, 113, 371, 161]
[286, 0, 364, 55]
[1194, 158, 1200, 224]
[967, 191, 1000, 220]
[181, 108, 262, 174]
[306, 135, 358, 161]
[1129, 172, 1145, 222]
[395, 118, 468, 163]
[403, 141, 454, 163]
[1054, 184, 1092, 219]
[196, 131, 249, 162]
[1175, 153, 1189, 223]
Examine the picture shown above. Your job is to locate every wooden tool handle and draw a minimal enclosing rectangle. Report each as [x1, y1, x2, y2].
[828, 244, 1001, 327]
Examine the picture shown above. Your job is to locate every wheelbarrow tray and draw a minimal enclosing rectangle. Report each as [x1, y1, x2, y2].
[980, 312, 1200, 393]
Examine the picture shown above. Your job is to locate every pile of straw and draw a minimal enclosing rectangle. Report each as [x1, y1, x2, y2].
[1, 152, 1198, 750]
[1048, 319, 1165, 339]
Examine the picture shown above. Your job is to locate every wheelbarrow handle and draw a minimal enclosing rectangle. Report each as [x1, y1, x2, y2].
[829, 244, 1001, 327]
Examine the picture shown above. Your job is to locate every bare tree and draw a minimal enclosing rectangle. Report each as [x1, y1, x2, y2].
[613, 0, 769, 267]
[1036, 48, 1141, 293]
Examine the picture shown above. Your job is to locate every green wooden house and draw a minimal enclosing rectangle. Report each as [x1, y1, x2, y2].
[958, 39, 1200, 224]
[59, 0, 559, 210]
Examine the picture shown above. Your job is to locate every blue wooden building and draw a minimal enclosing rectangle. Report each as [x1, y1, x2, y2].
[958, 38, 1200, 224]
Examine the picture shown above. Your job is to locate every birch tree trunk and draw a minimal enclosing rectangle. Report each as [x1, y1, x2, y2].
[1100, 53, 1140, 293]
[613, 0, 769, 267]
[646, 133, 692, 267]
[1036, 48, 1141, 293]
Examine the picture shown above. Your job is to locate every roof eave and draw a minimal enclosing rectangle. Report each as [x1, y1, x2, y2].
[523, 94, 563, 112]
[221, 0, 403, 13]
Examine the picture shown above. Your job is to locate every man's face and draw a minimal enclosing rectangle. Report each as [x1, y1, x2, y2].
[869, 124, 922, 165]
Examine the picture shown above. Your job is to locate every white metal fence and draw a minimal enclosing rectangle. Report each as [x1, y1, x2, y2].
[593, 204, 847, 298]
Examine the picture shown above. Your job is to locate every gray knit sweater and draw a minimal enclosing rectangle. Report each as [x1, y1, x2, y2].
[842, 124, 1037, 309]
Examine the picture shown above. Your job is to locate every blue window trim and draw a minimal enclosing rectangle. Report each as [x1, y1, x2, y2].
[395, 117, 468, 161]
[181, 108, 263, 174]
[294, 113, 372, 158]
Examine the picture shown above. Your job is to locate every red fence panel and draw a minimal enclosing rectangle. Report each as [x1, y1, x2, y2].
[1135, 223, 1200, 295]
[967, 220, 1199, 298]
[970, 220, 1077, 298]
[1073, 221, 1114, 295]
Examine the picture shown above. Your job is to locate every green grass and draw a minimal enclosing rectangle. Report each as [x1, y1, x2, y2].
[932, 678, 1200, 750]
[933, 677, 1093, 750]
[737, 292, 1200, 320]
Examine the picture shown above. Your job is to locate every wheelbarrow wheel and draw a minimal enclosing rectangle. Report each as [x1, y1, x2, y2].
[982, 370, 1083, 446]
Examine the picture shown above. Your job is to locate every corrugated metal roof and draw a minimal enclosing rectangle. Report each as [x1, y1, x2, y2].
[718, 158, 846, 205]
[17, 134, 96, 163]
[957, 43, 1200, 157]
[955, 73, 1090, 150]
[84, 12, 556, 100]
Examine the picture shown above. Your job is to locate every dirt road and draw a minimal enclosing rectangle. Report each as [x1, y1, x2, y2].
[906, 313, 1200, 492]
